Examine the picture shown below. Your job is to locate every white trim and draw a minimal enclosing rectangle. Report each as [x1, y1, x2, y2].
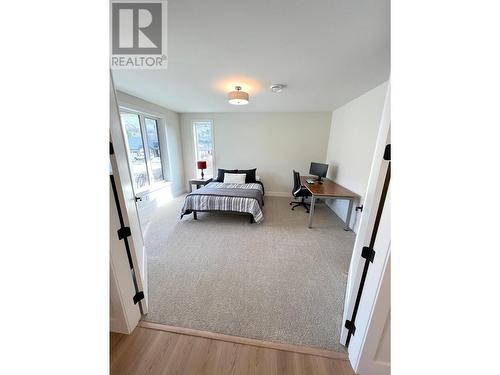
[172, 188, 187, 197]
[119, 106, 161, 121]
[119, 102, 164, 120]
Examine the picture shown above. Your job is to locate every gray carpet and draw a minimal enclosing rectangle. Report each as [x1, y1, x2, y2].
[141, 195, 355, 352]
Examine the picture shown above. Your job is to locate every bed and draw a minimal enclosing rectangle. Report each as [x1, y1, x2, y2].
[180, 180, 265, 223]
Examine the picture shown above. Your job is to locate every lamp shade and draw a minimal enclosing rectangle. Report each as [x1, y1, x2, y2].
[197, 160, 207, 170]
[228, 86, 249, 105]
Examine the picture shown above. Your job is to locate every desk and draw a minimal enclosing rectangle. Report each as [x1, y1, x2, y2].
[300, 176, 358, 230]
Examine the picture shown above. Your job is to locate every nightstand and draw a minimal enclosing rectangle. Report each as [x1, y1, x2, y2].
[188, 177, 213, 192]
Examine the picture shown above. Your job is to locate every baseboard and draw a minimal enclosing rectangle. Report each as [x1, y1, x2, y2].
[266, 191, 291, 197]
[138, 321, 348, 360]
[172, 188, 187, 197]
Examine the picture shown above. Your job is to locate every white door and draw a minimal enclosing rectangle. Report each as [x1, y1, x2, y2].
[356, 252, 391, 374]
[109, 74, 149, 314]
[349, 187, 391, 374]
[339, 83, 390, 373]
[110, 183, 141, 333]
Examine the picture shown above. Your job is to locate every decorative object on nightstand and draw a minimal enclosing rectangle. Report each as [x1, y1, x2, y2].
[188, 177, 213, 193]
[197, 160, 207, 179]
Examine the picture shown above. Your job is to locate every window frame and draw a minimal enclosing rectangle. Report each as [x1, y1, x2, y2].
[143, 117, 164, 185]
[120, 108, 166, 193]
[192, 119, 215, 178]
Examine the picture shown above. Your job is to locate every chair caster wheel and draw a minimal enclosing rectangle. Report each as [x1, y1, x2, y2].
[289, 202, 293, 205]
[291, 207, 295, 210]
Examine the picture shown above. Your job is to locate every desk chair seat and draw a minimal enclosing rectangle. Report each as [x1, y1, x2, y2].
[290, 170, 312, 212]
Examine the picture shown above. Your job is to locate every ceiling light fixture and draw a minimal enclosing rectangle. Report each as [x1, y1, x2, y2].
[270, 84, 286, 93]
[228, 86, 249, 105]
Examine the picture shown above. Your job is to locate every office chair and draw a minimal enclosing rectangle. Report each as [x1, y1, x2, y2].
[290, 170, 312, 212]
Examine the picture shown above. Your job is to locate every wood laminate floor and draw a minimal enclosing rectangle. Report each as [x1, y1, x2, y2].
[111, 327, 355, 375]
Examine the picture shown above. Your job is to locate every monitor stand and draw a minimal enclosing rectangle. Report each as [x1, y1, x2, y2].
[316, 176, 323, 184]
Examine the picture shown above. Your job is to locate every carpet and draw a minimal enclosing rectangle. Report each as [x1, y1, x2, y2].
[141, 195, 355, 352]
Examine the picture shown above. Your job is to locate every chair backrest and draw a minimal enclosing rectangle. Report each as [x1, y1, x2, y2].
[292, 170, 301, 195]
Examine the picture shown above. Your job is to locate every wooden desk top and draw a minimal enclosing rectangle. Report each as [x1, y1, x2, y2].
[300, 176, 358, 198]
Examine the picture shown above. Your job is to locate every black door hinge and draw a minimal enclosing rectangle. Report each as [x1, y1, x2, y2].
[110, 141, 114, 155]
[361, 246, 376, 263]
[355, 205, 363, 212]
[384, 144, 391, 161]
[117, 226, 131, 240]
[345, 320, 356, 335]
[133, 291, 144, 304]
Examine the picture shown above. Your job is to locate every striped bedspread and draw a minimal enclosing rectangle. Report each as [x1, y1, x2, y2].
[180, 182, 264, 223]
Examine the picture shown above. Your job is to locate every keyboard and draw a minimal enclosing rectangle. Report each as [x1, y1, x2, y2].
[306, 179, 316, 184]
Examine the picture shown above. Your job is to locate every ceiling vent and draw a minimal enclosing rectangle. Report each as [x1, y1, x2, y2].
[270, 84, 286, 93]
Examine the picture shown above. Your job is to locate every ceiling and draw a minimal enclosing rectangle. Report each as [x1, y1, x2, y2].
[112, 0, 390, 113]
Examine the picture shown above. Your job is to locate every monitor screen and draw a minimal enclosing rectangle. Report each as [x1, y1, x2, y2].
[309, 162, 328, 178]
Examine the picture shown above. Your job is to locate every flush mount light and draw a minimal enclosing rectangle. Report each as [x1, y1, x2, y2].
[228, 86, 249, 105]
[270, 84, 286, 93]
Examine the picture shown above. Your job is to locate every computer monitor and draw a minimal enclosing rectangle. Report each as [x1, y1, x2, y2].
[309, 162, 328, 182]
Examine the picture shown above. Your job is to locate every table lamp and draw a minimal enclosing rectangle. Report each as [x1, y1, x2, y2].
[197, 160, 207, 179]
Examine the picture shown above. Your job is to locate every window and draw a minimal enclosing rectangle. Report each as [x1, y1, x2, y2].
[144, 118, 164, 184]
[120, 111, 165, 191]
[193, 120, 214, 178]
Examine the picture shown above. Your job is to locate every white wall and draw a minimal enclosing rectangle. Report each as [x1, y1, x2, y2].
[325, 82, 389, 232]
[180, 112, 332, 195]
[116, 91, 186, 196]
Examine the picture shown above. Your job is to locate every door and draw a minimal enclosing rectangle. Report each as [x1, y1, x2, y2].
[350, 187, 391, 374]
[110, 182, 141, 333]
[110, 74, 149, 314]
[356, 252, 391, 374]
[341, 84, 390, 345]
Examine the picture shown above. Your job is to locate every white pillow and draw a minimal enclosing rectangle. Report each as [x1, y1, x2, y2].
[224, 173, 246, 184]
